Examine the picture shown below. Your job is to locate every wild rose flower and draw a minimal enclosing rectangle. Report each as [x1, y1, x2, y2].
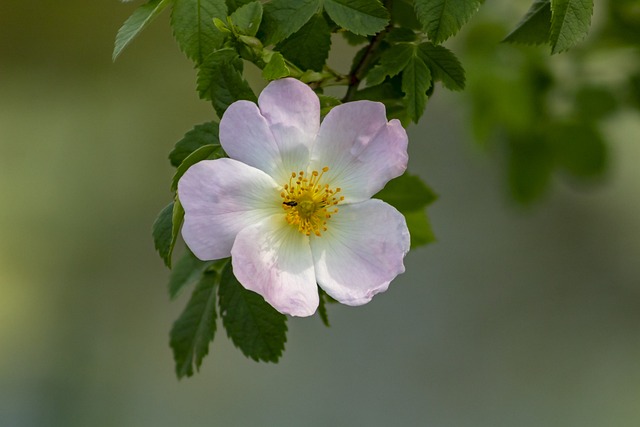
[178, 78, 410, 316]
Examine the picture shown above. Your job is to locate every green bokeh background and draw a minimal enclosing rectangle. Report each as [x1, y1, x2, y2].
[1, 1, 640, 426]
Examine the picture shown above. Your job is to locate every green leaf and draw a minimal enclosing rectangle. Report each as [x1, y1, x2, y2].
[229, 1, 263, 36]
[418, 42, 465, 91]
[547, 122, 607, 178]
[169, 122, 222, 167]
[260, 0, 321, 45]
[113, 0, 172, 61]
[170, 271, 218, 378]
[171, 144, 220, 191]
[508, 133, 554, 204]
[503, 0, 552, 45]
[414, 0, 483, 43]
[171, 0, 228, 64]
[317, 94, 342, 117]
[262, 51, 291, 80]
[404, 209, 436, 248]
[390, 0, 421, 29]
[374, 172, 437, 211]
[323, 0, 389, 36]
[317, 289, 330, 327]
[152, 202, 177, 268]
[277, 14, 331, 71]
[168, 250, 216, 299]
[401, 49, 432, 123]
[549, 0, 593, 53]
[226, 0, 255, 13]
[197, 48, 257, 117]
[218, 263, 287, 362]
[367, 43, 414, 87]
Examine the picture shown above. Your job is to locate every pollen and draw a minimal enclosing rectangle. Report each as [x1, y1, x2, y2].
[280, 167, 344, 237]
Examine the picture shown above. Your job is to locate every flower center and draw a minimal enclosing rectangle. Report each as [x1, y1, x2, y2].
[280, 167, 344, 237]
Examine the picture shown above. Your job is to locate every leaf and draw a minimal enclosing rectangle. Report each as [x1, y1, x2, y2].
[317, 289, 330, 327]
[549, 0, 593, 53]
[218, 263, 287, 362]
[196, 48, 257, 117]
[262, 51, 291, 80]
[168, 250, 216, 299]
[170, 271, 218, 378]
[152, 202, 177, 268]
[414, 0, 483, 43]
[401, 50, 432, 123]
[503, 0, 552, 45]
[169, 122, 222, 167]
[323, 0, 389, 36]
[374, 172, 437, 211]
[277, 14, 332, 71]
[418, 42, 465, 91]
[260, 0, 321, 45]
[229, 0, 263, 36]
[390, 0, 421, 29]
[171, 144, 221, 191]
[508, 133, 554, 204]
[171, 0, 228, 64]
[404, 209, 436, 248]
[317, 94, 342, 117]
[547, 121, 607, 178]
[226, 0, 255, 13]
[367, 43, 414, 87]
[113, 0, 172, 61]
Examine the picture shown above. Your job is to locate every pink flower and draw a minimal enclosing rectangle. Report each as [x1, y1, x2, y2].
[178, 78, 410, 316]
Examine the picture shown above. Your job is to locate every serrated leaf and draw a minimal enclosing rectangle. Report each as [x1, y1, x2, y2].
[170, 271, 218, 378]
[503, 0, 552, 45]
[262, 51, 291, 80]
[171, 144, 221, 192]
[414, 0, 483, 43]
[550, 0, 593, 54]
[169, 122, 222, 168]
[260, 0, 321, 45]
[113, 0, 172, 61]
[418, 42, 465, 91]
[404, 209, 436, 248]
[171, 0, 228, 64]
[367, 43, 414, 87]
[152, 202, 177, 267]
[401, 50, 432, 123]
[374, 172, 437, 211]
[218, 263, 287, 362]
[168, 250, 216, 299]
[197, 49, 257, 117]
[323, 0, 389, 36]
[230, 0, 263, 36]
[277, 14, 331, 71]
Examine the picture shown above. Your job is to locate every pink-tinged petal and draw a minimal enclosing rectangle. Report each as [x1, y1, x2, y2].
[231, 215, 319, 317]
[310, 199, 410, 306]
[309, 101, 408, 202]
[220, 79, 319, 184]
[178, 158, 281, 261]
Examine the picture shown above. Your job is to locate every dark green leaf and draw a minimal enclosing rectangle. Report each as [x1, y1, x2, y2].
[386, 27, 418, 43]
[229, 1, 263, 36]
[171, 0, 228, 64]
[317, 94, 342, 117]
[341, 31, 369, 45]
[317, 289, 330, 327]
[547, 122, 607, 178]
[404, 209, 436, 248]
[575, 86, 618, 121]
[262, 51, 291, 80]
[508, 133, 554, 204]
[113, 0, 172, 61]
[169, 251, 217, 299]
[503, 0, 552, 45]
[367, 42, 414, 87]
[550, 0, 593, 54]
[152, 202, 177, 268]
[323, 0, 389, 36]
[277, 14, 331, 71]
[418, 42, 465, 91]
[390, 0, 421, 29]
[169, 122, 222, 167]
[171, 144, 221, 192]
[414, 0, 483, 43]
[218, 263, 287, 362]
[374, 172, 438, 212]
[170, 271, 218, 378]
[226, 0, 255, 13]
[401, 51, 432, 123]
[260, 0, 321, 45]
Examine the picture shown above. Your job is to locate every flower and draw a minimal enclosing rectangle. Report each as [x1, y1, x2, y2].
[178, 78, 410, 317]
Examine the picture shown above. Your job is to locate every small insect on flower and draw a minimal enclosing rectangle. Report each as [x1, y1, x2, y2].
[282, 201, 298, 207]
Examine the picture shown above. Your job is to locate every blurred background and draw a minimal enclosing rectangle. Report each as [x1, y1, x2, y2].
[1, 1, 639, 426]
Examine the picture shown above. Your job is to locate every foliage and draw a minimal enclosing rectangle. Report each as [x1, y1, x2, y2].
[114, 0, 611, 376]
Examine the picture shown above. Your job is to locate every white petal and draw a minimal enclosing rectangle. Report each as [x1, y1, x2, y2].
[310, 199, 410, 306]
[231, 215, 319, 317]
[178, 158, 280, 260]
[310, 101, 408, 202]
[219, 79, 320, 184]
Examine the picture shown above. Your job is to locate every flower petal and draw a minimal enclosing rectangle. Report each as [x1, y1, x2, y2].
[309, 101, 408, 202]
[310, 199, 410, 306]
[178, 158, 280, 260]
[219, 78, 319, 184]
[231, 215, 319, 317]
